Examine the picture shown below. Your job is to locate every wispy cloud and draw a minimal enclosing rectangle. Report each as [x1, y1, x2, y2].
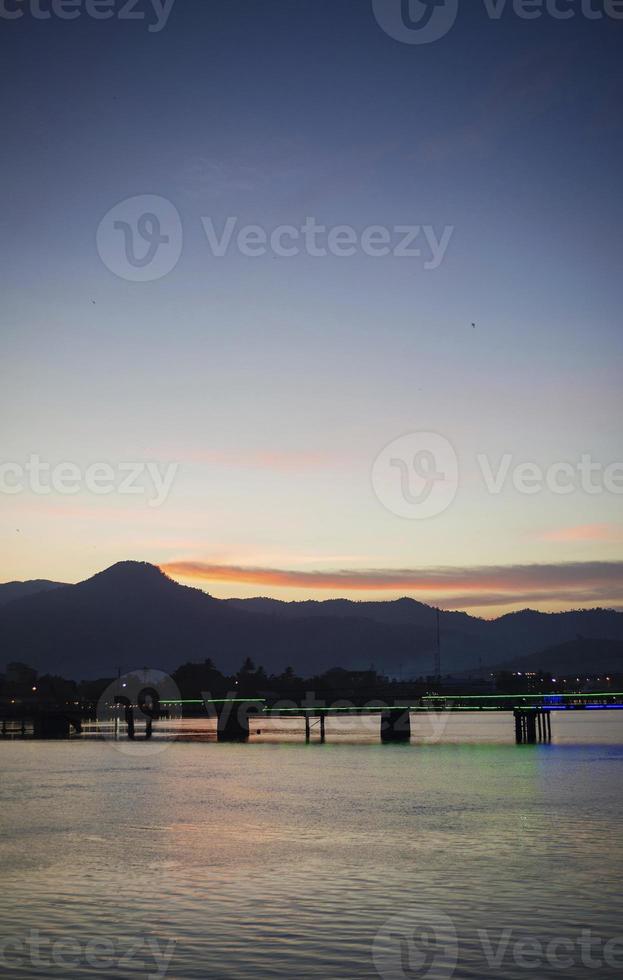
[436, 588, 623, 610]
[161, 560, 623, 606]
[147, 446, 341, 473]
[539, 524, 623, 543]
[186, 448, 337, 472]
[414, 41, 575, 166]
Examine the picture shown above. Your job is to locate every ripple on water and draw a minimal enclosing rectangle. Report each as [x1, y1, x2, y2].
[1, 736, 622, 978]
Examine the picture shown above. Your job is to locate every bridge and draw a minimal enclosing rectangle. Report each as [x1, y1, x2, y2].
[165, 691, 623, 745]
[3, 690, 621, 744]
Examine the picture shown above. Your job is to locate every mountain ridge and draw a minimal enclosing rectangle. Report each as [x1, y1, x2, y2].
[0, 561, 621, 680]
[0, 579, 66, 608]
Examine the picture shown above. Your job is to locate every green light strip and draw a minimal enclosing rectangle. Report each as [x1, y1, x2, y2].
[161, 699, 204, 704]
[164, 698, 266, 705]
[263, 706, 418, 713]
[163, 692, 621, 708]
[263, 706, 546, 714]
[202, 698, 266, 703]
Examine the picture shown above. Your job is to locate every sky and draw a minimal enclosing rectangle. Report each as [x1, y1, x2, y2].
[1, 0, 622, 616]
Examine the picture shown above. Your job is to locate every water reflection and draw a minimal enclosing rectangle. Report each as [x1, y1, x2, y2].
[80, 710, 623, 745]
[1, 724, 622, 978]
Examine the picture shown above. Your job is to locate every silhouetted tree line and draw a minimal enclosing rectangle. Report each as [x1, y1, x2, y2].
[2, 657, 620, 710]
[170, 657, 442, 702]
[0, 658, 434, 707]
[0, 662, 121, 705]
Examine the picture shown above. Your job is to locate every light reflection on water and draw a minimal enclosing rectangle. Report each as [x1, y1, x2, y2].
[1, 715, 623, 978]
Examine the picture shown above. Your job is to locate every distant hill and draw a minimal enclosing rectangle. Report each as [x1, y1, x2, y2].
[0, 561, 622, 680]
[226, 595, 623, 670]
[0, 579, 65, 608]
[485, 637, 623, 677]
[225, 595, 477, 631]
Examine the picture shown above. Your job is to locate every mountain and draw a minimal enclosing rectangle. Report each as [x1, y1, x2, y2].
[0, 580, 65, 608]
[0, 561, 622, 680]
[226, 596, 623, 671]
[0, 563, 233, 679]
[0, 562, 439, 679]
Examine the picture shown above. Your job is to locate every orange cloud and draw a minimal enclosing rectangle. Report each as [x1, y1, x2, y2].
[161, 560, 623, 600]
[540, 524, 622, 543]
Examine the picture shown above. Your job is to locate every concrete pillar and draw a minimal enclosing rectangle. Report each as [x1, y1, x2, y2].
[217, 702, 251, 742]
[381, 709, 411, 742]
[125, 705, 135, 739]
[32, 714, 71, 739]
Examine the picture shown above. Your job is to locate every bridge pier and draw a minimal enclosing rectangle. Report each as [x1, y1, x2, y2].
[31, 714, 82, 738]
[217, 709, 249, 741]
[380, 709, 411, 743]
[215, 700, 264, 742]
[303, 713, 326, 743]
[514, 709, 551, 744]
[32, 716, 71, 738]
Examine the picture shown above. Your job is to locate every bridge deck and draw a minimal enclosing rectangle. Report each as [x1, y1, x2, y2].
[188, 692, 623, 715]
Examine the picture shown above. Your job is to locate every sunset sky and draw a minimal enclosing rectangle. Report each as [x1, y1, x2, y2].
[1, 1, 622, 617]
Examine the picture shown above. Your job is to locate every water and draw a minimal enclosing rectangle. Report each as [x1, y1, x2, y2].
[1, 714, 623, 979]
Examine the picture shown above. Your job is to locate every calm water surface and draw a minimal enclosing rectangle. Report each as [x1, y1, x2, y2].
[1, 714, 623, 979]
